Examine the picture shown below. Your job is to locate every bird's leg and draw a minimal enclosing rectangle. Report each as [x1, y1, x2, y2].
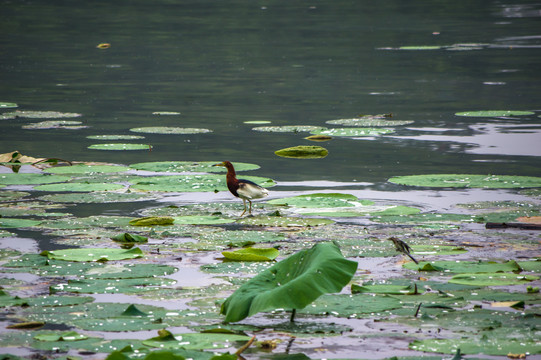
[240, 199, 247, 217]
[248, 199, 253, 216]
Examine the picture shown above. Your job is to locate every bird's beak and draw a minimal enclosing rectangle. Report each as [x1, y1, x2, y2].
[213, 162, 225, 167]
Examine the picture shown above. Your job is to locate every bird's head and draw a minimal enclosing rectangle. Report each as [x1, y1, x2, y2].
[213, 161, 234, 170]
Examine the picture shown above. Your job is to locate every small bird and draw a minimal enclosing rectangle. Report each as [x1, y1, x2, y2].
[214, 161, 269, 216]
[388, 237, 419, 264]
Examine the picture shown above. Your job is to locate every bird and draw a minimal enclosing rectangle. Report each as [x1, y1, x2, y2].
[388, 237, 419, 264]
[213, 161, 269, 216]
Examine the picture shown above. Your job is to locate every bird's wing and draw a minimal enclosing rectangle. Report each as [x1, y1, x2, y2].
[237, 179, 269, 200]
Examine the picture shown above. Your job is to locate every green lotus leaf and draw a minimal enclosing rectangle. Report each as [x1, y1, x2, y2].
[244, 120, 271, 124]
[3, 254, 105, 276]
[84, 264, 176, 279]
[300, 293, 402, 317]
[409, 245, 467, 256]
[0, 292, 29, 307]
[88, 143, 151, 151]
[404, 260, 522, 273]
[173, 215, 234, 225]
[111, 233, 148, 243]
[34, 331, 88, 342]
[142, 330, 251, 350]
[39, 192, 158, 203]
[372, 212, 476, 225]
[0, 102, 18, 109]
[410, 336, 541, 356]
[222, 247, 279, 261]
[237, 216, 334, 227]
[398, 45, 443, 50]
[0, 218, 41, 228]
[129, 174, 275, 192]
[26, 295, 94, 307]
[351, 283, 421, 295]
[274, 145, 328, 159]
[0, 190, 30, 201]
[41, 247, 144, 262]
[50, 277, 175, 294]
[129, 161, 259, 173]
[200, 261, 273, 275]
[220, 242, 358, 322]
[268, 193, 371, 208]
[455, 110, 535, 117]
[311, 127, 394, 137]
[449, 273, 539, 286]
[39, 215, 133, 230]
[22, 120, 86, 129]
[34, 182, 125, 192]
[389, 174, 541, 188]
[45, 164, 130, 174]
[326, 118, 414, 126]
[252, 125, 326, 133]
[129, 216, 174, 226]
[3, 110, 82, 118]
[86, 135, 145, 140]
[129, 127, 212, 134]
[518, 260, 541, 272]
[0, 173, 71, 185]
[196, 230, 286, 249]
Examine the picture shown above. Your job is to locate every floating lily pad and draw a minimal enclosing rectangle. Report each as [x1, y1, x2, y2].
[3, 110, 82, 118]
[86, 134, 145, 140]
[142, 330, 251, 350]
[404, 260, 522, 273]
[129, 174, 275, 192]
[301, 293, 402, 317]
[268, 193, 370, 208]
[351, 283, 421, 295]
[50, 277, 175, 294]
[129, 216, 174, 226]
[388, 174, 541, 188]
[195, 230, 287, 250]
[26, 295, 94, 307]
[311, 127, 394, 137]
[0, 218, 42, 228]
[409, 245, 467, 256]
[0, 102, 18, 109]
[85, 264, 176, 279]
[45, 164, 130, 174]
[252, 125, 326, 133]
[129, 161, 260, 173]
[152, 111, 181, 115]
[398, 45, 443, 50]
[22, 120, 86, 129]
[34, 183, 125, 192]
[244, 120, 271, 124]
[275, 145, 328, 159]
[304, 134, 333, 141]
[172, 215, 234, 225]
[410, 336, 541, 356]
[326, 118, 414, 126]
[42, 247, 144, 262]
[88, 143, 151, 151]
[222, 247, 279, 261]
[237, 215, 334, 227]
[39, 192, 158, 203]
[449, 273, 539, 286]
[0, 173, 71, 185]
[34, 331, 88, 342]
[455, 110, 535, 117]
[110, 233, 148, 243]
[129, 127, 212, 134]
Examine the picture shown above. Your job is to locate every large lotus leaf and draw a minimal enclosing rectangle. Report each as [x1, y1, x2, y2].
[129, 161, 259, 173]
[237, 216, 334, 227]
[0, 218, 42, 228]
[45, 164, 130, 174]
[130, 127, 212, 134]
[220, 242, 358, 322]
[34, 182, 125, 192]
[42, 247, 144, 262]
[311, 127, 394, 137]
[252, 125, 326, 133]
[455, 110, 534, 117]
[449, 273, 539, 286]
[88, 143, 151, 151]
[84, 263, 176, 279]
[274, 146, 328, 159]
[222, 247, 279, 261]
[403, 260, 522, 273]
[268, 193, 369, 208]
[300, 293, 402, 317]
[39, 192, 158, 203]
[142, 330, 251, 350]
[326, 118, 414, 127]
[50, 277, 176, 294]
[0, 173, 71, 185]
[388, 174, 541, 188]
[129, 174, 275, 192]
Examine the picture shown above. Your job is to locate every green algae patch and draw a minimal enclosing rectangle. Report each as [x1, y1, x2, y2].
[275, 145, 328, 159]
[41, 247, 143, 262]
[129, 127, 212, 134]
[222, 247, 279, 261]
[389, 174, 541, 188]
[455, 110, 535, 117]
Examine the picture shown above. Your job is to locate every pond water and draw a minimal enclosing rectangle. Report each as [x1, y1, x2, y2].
[1, 1, 541, 359]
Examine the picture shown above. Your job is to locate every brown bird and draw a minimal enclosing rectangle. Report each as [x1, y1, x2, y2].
[388, 237, 419, 264]
[214, 161, 269, 216]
